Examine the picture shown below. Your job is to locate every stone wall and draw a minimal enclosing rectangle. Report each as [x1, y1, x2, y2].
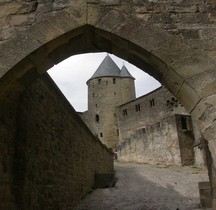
[117, 87, 205, 167]
[117, 87, 188, 142]
[0, 73, 114, 210]
[0, 97, 17, 209]
[118, 115, 182, 166]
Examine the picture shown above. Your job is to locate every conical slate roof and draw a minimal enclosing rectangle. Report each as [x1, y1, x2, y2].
[89, 55, 121, 80]
[120, 64, 135, 80]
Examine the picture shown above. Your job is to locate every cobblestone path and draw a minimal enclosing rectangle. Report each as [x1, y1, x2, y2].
[74, 162, 208, 210]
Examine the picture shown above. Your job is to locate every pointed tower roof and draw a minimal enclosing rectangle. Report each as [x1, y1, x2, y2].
[120, 64, 135, 80]
[89, 55, 121, 81]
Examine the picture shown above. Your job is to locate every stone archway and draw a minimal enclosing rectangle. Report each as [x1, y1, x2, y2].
[0, 0, 216, 208]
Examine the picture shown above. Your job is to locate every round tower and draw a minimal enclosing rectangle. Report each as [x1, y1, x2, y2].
[85, 55, 135, 149]
[120, 64, 136, 104]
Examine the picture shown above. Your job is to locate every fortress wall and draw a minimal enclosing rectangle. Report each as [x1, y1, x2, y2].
[117, 87, 205, 166]
[117, 87, 187, 142]
[117, 115, 182, 166]
[1, 74, 114, 210]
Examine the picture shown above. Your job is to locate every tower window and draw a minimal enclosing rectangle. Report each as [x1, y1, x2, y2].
[135, 104, 141, 112]
[98, 79, 101, 84]
[123, 109, 128, 116]
[117, 129, 119, 136]
[113, 78, 116, 84]
[100, 132, 103, 137]
[150, 99, 155, 107]
[92, 93, 95, 97]
[114, 92, 116, 95]
[95, 114, 100, 122]
[106, 81, 108, 85]
[95, 104, 97, 108]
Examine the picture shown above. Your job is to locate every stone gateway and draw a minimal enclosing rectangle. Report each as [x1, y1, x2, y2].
[0, 0, 216, 208]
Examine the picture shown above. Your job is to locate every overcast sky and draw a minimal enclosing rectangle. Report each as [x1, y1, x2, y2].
[48, 52, 161, 112]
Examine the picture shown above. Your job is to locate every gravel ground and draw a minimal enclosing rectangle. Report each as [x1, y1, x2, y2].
[74, 162, 209, 210]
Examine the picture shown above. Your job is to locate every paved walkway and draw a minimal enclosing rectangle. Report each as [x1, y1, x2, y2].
[74, 162, 209, 210]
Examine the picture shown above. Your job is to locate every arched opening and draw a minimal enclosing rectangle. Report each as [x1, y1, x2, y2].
[47, 52, 161, 112]
[45, 52, 208, 208]
[0, 25, 181, 102]
[0, 24, 214, 209]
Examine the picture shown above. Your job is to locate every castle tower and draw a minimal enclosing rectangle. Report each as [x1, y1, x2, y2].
[85, 55, 135, 149]
[120, 64, 136, 104]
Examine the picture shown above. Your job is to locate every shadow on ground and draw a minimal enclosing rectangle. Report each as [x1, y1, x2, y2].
[74, 162, 208, 210]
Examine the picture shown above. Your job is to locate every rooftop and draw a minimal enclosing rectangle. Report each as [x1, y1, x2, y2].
[87, 55, 135, 82]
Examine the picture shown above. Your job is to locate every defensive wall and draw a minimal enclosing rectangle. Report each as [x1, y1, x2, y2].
[117, 87, 204, 166]
[0, 73, 114, 209]
[0, 0, 216, 208]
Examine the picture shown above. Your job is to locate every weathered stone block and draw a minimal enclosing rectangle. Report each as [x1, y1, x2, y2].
[0, 33, 42, 78]
[179, 13, 209, 24]
[163, 68, 184, 96]
[192, 95, 216, 130]
[181, 29, 200, 39]
[0, 3, 21, 19]
[187, 69, 216, 99]
[89, 5, 127, 32]
[177, 81, 201, 113]
[100, 0, 121, 5]
[8, 14, 36, 26]
[208, 11, 216, 22]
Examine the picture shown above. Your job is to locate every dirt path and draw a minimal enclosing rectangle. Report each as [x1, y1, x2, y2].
[74, 162, 209, 210]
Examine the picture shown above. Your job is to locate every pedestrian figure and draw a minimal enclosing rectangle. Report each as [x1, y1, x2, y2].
[114, 150, 118, 160]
